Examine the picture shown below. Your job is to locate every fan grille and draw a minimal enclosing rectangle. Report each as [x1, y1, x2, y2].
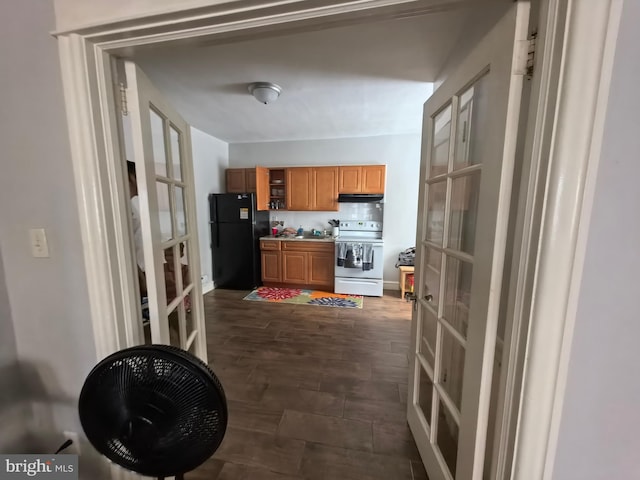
[79, 345, 227, 477]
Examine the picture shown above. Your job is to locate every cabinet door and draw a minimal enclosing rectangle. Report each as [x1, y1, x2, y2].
[287, 167, 313, 211]
[338, 166, 362, 193]
[282, 251, 307, 284]
[361, 165, 386, 193]
[226, 168, 247, 193]
[308, 252, 334, 288]
[312, 167, 339, 211]
[255, 166, 270, 211]
[245, 168, 257, 193]
[261, 251, 281, 283]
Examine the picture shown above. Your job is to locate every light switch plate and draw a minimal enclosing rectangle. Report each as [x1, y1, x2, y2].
[29, 228, 50, 258]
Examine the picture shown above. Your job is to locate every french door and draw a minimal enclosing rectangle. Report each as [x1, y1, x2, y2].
[407, 3, 529, 479]
[124, 61, 207, 362]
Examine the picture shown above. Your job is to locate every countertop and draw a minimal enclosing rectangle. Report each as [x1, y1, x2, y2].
[260, 235, 336, 243]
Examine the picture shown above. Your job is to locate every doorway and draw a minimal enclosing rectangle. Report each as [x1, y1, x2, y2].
[55, 0, 617, 478]
[76, 4, 524, 480]
[114, 9, 528, 475]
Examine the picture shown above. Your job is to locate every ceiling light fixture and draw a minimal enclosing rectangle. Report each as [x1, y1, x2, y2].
[248, 82, 282, 104]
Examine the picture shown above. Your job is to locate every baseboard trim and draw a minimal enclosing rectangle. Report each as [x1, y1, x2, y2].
[202, 281, 214, 294]
[384, 280, 400, 290]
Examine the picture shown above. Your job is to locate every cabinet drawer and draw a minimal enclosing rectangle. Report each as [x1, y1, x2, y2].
[281, 241, 334, 253]
[260, 240, 281, 251]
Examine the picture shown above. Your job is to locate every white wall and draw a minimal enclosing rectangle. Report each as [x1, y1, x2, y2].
[552, 1, 640, 478]
[0, 250, 16, 366]
[191, 127, 229, 291]
[0, 246, 23, 453]
[230, 134, 422, 285]
[0, 0, 97, 452]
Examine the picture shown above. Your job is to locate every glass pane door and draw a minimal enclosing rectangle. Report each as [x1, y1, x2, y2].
[406, 4, 529, 478]
[125, 60, 207, 362]
[414, 73, 488, 480]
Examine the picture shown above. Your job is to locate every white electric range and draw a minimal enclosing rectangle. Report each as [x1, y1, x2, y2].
[334, 220, 384, 297]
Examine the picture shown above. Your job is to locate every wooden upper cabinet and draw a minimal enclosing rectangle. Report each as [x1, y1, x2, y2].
[361, 165, 386, 193]
[226, 167, 262, 194]
[312, 167, 339, 211]
[255, 166, 270, 211]
[226, 168, 246, 193]
[287, 167, 313, 210]
[246, 169, 257, 192]
[287, 166, 338, 211]
[338, 166, 362, 193]
[230, 164, 383, 209]
[338, 165, 386, 193]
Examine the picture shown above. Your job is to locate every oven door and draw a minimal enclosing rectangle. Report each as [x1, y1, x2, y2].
[335, 242, 383, 279]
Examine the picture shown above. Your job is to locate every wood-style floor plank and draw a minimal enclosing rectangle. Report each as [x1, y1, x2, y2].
[187, 288, 427, 480]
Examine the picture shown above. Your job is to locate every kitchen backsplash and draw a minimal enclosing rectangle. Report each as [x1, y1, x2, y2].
[269, 203, 384, 231]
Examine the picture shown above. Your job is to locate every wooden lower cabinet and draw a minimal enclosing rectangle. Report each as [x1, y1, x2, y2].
[282, 251, 307, 284]
[308, 252, 334, 286]
[261, 240, 334, 290]
[261, 251, 281, 282]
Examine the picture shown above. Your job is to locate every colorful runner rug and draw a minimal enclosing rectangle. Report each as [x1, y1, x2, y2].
[243, 287, 363, 309]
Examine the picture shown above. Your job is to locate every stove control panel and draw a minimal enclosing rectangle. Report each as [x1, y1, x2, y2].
[339, 221, 382, 231]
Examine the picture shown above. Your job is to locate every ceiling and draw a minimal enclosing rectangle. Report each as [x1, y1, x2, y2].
[131, 10, 469, 144]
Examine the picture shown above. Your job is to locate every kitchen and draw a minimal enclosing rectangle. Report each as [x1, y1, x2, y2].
[128, 13, 456, 299]
[210, 164, 388, 296]
[218, 131, 425, 295]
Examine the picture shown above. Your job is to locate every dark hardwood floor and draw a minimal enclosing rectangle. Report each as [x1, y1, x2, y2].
[187, 288, 427, 480]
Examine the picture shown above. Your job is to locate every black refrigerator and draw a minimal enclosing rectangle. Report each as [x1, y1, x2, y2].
[209, 193, 270, 290]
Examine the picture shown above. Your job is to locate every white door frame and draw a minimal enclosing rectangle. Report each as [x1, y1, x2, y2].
[54, 0, 622, 478]
[509, 0, 623, 477]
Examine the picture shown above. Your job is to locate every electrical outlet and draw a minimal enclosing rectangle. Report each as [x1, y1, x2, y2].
[63, 431, 81, 455]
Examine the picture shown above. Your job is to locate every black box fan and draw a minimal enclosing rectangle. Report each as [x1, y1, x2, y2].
[79, 345, 228, 480]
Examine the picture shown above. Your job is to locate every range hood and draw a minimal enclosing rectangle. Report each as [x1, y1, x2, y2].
[338, 194, 384, 203]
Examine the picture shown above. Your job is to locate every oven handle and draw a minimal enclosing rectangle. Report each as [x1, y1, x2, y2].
[335, 279, 380, 285]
